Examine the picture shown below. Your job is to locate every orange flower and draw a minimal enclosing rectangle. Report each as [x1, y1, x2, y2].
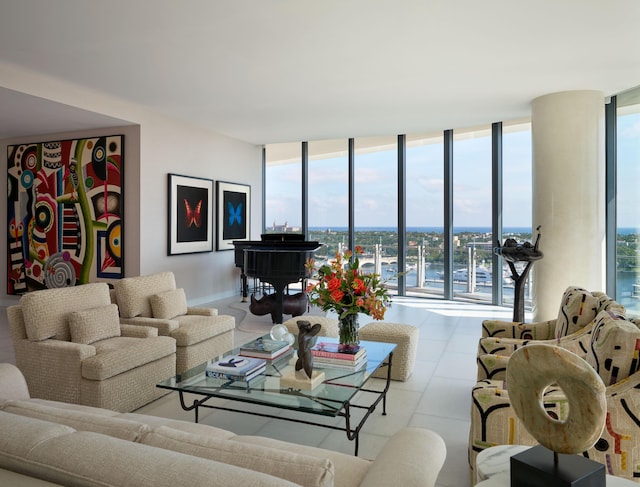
[327, 277, 342, 292]
[330, 289, 344, 302]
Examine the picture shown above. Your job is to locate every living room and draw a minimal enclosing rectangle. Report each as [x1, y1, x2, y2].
[1, 2, 640, 487]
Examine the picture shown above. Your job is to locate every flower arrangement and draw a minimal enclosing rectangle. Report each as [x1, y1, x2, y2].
[305, 246, 392, 348]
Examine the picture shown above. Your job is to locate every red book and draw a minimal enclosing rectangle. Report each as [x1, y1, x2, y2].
[311, 342, 366, 361]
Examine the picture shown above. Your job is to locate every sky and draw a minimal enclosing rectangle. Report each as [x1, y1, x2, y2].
[265, 125, 534, 229]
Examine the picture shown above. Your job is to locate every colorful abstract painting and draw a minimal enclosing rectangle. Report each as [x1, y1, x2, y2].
[7, 135, 124, 294]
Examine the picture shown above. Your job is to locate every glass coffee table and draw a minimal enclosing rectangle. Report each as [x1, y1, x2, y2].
[157, 335, 396, 455]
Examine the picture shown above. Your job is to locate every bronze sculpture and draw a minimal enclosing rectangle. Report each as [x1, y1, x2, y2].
[295, 320, 322, 379]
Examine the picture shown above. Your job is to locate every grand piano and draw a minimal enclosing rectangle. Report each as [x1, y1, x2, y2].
[233, 234, 322, 324]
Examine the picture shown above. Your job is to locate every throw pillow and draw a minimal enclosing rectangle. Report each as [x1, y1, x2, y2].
[585, 310, 640, 385]
[142, 426, 335, 487]
[150, 288, 188, 320]
[555, 286, 598, 338]
[68, 304, 121, 344]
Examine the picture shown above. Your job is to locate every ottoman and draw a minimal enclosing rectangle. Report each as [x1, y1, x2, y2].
[359, 322, 419, 381]
[282, 316, 340, 338]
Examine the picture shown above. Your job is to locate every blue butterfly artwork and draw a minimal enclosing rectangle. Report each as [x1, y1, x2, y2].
[228, 201, 242, 226]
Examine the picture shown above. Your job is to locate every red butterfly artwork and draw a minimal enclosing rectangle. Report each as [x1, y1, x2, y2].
[184, 199, 203, 228]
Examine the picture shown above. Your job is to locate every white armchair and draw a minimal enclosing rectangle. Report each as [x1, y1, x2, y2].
[8, 283, 176, 412]
[113, 272, 235, 374]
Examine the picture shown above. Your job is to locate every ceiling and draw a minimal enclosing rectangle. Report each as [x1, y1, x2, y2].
[0, 0, 639, 146]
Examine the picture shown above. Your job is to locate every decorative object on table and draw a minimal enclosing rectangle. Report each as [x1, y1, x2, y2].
[280, 321, 325, 391]
[493, 225, 543, 322]
[205, 355, 266, 382]
[506, 344, 606, 487]
[311, 341, 368, 370]
[270, 324, 296, 345]
[216, 181, 250, 251]
[295, 320, 322, 378]
[306, 246, 391, 352]
[7, 135, 124, 294]
[249, 291, 308, 324]
[167, 173, 213, 255]
[239, 336, 292, 360]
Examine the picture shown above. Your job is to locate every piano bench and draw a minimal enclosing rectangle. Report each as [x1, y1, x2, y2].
[282, 316, 339, 338]
[359, 322, 419, 382]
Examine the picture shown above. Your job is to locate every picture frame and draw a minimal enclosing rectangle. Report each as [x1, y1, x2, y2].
[216, 181, 251, 251]
[167, 173, 214, 255]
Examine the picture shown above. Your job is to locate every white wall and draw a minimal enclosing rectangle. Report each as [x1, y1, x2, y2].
[0, 62, 261, 305]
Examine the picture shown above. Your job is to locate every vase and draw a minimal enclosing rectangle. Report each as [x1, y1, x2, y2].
[338, 314, 360, 352]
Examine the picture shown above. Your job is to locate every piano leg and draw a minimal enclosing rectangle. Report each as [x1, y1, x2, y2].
[240, 272, 248, 302]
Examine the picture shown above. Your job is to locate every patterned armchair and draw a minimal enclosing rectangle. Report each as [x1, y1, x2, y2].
[478, 287, 624, 371]
[470, 310, 640, 484]
[113, 272, 235, 374]
[8, 283, 176, 412]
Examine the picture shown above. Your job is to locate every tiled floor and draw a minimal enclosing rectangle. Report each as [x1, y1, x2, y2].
[0, 295, 521, 487]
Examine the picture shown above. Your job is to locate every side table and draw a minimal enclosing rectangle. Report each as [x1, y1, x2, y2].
[475, 445, 637, 486]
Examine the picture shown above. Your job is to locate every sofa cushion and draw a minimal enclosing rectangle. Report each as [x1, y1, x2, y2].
[142, 425, 335, 487]
[0, 410, 75, 459]
[114, 272, 176, 318]
[21, 283, 112, 341]
[150, 288, 188, 320]
[26, 431, 299, 487]
[83, 336, 176, 380]
[68, 303, 121, 344]
[586, 310, 640, 385]
[555, 286, 599, 338]
[234, 435, 371, 487]
[1, 400, 150, 441]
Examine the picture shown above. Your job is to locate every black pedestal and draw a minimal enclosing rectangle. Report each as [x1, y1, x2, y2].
[511, 445, 605, 487]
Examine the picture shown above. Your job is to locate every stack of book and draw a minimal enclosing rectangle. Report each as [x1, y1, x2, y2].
[311, 342, 367, 370]
[239, 337, 292, 360]
[205, 355, 266, 382]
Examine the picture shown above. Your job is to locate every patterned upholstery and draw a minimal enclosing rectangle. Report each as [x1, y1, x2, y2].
[7, 283, 177, 412]
[113, 272, 235, 374]
[470, 292, 640, 483]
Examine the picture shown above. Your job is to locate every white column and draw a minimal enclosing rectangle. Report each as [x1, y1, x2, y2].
[531, 90, 606, 321]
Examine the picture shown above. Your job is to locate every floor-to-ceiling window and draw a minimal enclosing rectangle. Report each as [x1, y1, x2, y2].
[502, 121, 533, 308]
[353, 136, 398, 292]
[264, 143, 302, 232]
[453, 126, 493, 302]
[405, 132, 444, 297]
[615, 86, 640, 313]
[263, 121, 534, 306]
[307, 139, 349, 264]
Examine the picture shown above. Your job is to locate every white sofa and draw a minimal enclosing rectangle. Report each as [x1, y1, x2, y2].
[0, 363, 447, 487]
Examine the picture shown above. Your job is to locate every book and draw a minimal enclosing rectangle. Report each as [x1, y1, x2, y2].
[313, 357, 367, 371]
[311, 342, 366, 361]
[312, 351, 367, 366]
[206, 355, 266, 377]
[239, 338, 291, 359]
[206, 364, 266, 382]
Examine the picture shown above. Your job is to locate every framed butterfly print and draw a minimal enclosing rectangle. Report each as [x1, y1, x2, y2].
[167, 173, 214, 255]
[216, 181, 250, 251]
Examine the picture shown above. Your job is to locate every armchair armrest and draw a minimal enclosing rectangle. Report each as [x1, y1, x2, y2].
[477, 354, 509, 381]
[120, 324, 159, 338]
[187, 307, 218, 317]
[359, 428, 446, 487]
[119, 316, 179, 335]
[482, 319, 555, 339]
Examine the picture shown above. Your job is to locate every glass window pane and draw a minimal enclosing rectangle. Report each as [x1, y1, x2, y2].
[616, 86, 640, 312]
[265, 143, 302, 233]
[502, 121, 533, 308]
[308, 139, 349, 263]
[453, 126, 493, 302]
[354, 136, 398, 294]
[406, 132, 444, 298]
